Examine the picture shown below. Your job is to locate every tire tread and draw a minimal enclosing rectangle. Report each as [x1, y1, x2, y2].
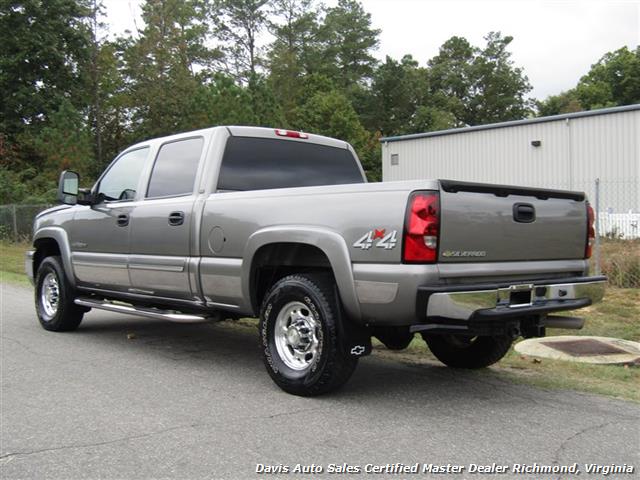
[260, 273, 357, 396]
[35, 256, 83, 332]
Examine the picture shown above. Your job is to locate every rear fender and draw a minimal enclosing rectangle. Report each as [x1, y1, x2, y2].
[243, 226, 361, 322]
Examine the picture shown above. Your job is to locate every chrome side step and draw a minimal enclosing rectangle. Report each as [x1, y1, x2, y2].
[74, 297, 210, 323]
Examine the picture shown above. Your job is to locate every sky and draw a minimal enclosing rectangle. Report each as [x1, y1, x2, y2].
[102, 0, 640, 100]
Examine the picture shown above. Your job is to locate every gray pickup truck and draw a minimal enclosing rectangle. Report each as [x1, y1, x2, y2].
[26, 126, 606, 396]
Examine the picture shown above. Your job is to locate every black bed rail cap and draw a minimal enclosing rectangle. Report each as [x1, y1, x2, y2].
[439, 179, 585, 202]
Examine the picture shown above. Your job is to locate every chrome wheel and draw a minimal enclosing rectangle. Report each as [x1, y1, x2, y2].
[40, 272, 60, 318]
[274, 301, 320, 371]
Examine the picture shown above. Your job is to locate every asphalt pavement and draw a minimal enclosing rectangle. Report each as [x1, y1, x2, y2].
[1, 282, 638, 479]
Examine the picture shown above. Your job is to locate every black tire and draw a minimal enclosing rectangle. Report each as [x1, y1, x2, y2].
[421, 333, 513, 369]
[373, 326, 414, 351]
[259, 273, 358, 396]
[35, 256, 84, 332]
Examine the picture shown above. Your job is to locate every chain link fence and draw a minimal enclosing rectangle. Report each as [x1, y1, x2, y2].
[593, 179, 639, 239]
[1, 178, 638, 287]
[0, 204, 52, 241]
[592, 179, 639, 288]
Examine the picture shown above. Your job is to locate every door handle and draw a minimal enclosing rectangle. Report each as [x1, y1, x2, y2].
[168, 211, 185, 226]
[116, 214, 129, 227]
[513, 203, 535, 223]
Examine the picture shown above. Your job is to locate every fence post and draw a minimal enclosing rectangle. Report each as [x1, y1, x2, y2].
[594, 178, 601, 275]
[11, 204, 18, 242]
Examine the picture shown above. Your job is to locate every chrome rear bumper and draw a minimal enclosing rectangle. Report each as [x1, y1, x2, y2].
[419, 276, 606, 322]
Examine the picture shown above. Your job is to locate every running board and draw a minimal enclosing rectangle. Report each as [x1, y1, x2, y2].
[74, 297, 210, 323]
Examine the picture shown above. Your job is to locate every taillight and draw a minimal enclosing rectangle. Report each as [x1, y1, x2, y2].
[403, 191, 440, 263]
[275, 129, 308, 139]
[585, 203, 595, 258]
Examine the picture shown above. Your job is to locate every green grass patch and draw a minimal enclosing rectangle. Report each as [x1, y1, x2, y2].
[1, 240, 31, 286]
[0, 270, 31, 286]
[496, 351, 639, 402]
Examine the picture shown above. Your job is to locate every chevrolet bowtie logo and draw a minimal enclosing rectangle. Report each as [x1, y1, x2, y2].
[350, 345, 366, 356]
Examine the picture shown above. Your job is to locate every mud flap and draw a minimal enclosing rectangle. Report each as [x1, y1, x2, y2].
[339, 317, 372, 358]
[330, 276, 371, 358]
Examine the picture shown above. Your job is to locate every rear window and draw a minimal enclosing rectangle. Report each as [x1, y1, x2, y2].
[217, 137, 364, 191]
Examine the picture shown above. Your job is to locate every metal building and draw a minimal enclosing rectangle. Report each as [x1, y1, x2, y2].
[381, 105, 640, 223]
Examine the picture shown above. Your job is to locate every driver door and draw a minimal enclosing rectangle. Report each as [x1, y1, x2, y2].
[70, 147, 150, 292]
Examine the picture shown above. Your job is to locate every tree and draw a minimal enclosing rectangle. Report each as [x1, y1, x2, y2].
[267, 0, 322, 124]
[0, 0, 96, 201]
[536, 90, 582, 116]
[468, 32, 533, 124]
[411, 105, 456, 133]
[359, 54, 454, 136]
[86, 0, 106, 170]
[317, 0, 380, 92]
[188, 73, 254, 126]
[536, 46, 640, 116]
[293, 89, 378, 178]
[427, 36, 475, 125]
[212, 0, 270, 82]
[575, 46, 640, 109]
[31, 99, 94, 179]
[93, 39, 134, 170]
[123, 0, 218, 139]
[294, 89, 367, 147]
[428, 32, 533, 126]
[0, 0, 92, 135]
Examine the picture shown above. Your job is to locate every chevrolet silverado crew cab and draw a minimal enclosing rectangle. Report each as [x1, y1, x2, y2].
[26, 126, 606, 396]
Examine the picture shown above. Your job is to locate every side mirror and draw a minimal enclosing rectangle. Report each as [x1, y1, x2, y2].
[57, 171, 95, 205]
[57, 170, 79, 205]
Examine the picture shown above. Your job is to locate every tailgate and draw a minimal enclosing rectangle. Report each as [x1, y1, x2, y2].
[438, 180, 587, 262]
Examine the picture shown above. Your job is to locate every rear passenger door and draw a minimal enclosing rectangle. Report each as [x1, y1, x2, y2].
[128, 136, 206, 300]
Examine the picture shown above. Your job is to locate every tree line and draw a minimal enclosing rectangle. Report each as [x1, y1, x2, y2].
[1, 0, 638, 203]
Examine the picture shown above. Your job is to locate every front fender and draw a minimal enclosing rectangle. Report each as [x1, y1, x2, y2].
[33, 227, 76, 287]
[243, 226, 361, 322]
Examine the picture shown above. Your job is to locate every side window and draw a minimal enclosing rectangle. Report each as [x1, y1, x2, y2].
[98, 147, 149, 201]
[146, 137, 204, 198]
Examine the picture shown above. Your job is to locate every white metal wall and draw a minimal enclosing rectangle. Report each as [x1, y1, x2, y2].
[382, 108, 640, 213]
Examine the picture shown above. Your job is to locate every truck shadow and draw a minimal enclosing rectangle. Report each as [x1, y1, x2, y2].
[72, 311, 550, 405]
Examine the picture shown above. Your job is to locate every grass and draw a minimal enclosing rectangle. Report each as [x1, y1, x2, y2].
[500, 288, 639, 401]
[2, 240, 638, 401]
[596, 239, 640, 288]
[0, 240, 31, 286]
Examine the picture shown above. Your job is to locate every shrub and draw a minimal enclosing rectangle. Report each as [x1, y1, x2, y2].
[597, 239, 640, 288]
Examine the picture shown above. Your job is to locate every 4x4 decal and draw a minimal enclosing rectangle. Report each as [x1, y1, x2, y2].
[353, 229, 398, 250]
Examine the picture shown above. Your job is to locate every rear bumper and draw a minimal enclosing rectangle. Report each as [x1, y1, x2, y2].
[25, 250, 35, 285]
[413, 276, 606, 335]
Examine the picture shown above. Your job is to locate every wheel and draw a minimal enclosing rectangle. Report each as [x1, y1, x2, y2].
[373, 327, 414, 350]
[35, 256, 84, 331]
[259, 273, 358, 396]
[421, 333, 513, 369]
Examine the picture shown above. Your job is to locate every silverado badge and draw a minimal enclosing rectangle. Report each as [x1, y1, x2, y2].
[442, 250, 487, 258]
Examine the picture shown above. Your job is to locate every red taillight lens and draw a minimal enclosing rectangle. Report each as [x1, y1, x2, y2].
[585, 203, 595, 258]
[275, 129, 308, 139]
[403, 191, 440, 263]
